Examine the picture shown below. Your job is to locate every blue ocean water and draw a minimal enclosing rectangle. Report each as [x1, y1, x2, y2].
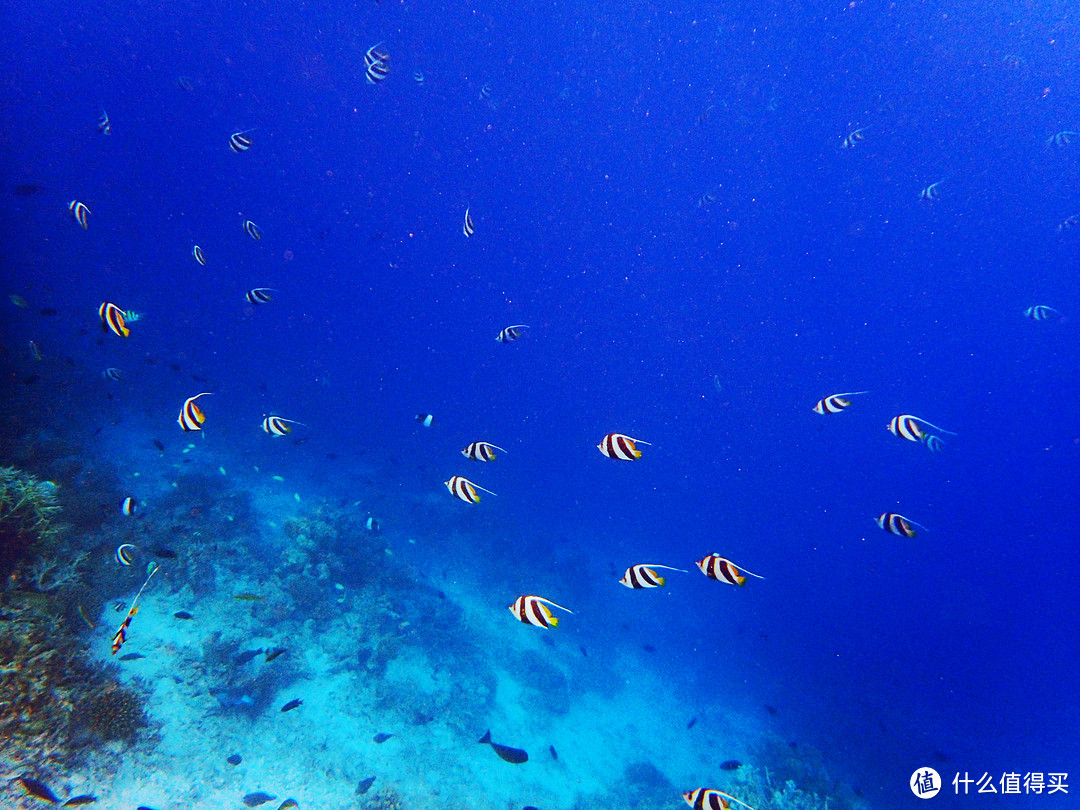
[2, 0, 1078, 806]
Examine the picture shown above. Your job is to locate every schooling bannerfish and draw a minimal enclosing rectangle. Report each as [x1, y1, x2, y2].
[478, 729, 528, 764]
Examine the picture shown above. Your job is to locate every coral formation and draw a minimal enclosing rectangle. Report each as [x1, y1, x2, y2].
[0, 466, 64, 576]
[74, 682, 147, 743]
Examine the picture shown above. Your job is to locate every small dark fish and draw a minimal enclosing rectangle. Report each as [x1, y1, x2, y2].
[227, 754, 242, 765]
[373, 732, 393, 743]
[523, 807, 540, 810]
[153, 440, 165, 451]
[281, 698, 302, 712]
[16, 777, 60, 803]
[62, 797, 98, 807]
[153, 548, 178, 559]
[119, 652, 146, 661]
[355, 776, 376, 796]
[479, 730, 528, 764]
[579, 645, 587, 658]
[720, 760, 742, 771]
[243, 793, 277, 807]
[277, 801, 298, 810]
[234, 648, 264, 664]
[112, 601, 126, 612]
[934, 749, 951, 763]
[23, 375, 40, 385]
[138, 807, 162, 810]
[411, 711, 434, 726]
[686, 716, 697, 729]
[764, 704, 778, 716]
[549, 744, 558, 760]
[39, 308, 59, 316]
[264, 647, 287, 662]
[14, 183, 41, 196]
[642, 644, 656, 653]
[233, 593, 264, 602]
[174, 611, 194, 620]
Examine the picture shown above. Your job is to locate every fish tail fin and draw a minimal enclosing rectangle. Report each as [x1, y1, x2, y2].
[479, 730, 492, 744]
[549, 615, 559, 627]
[736, 576, 747, 586]
[633, 449, 642, 459]
[656, 576, 666, 586]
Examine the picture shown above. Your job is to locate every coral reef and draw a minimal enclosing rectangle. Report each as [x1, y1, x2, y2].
[0, 466, 64, 577]
[74, 681, 147, 743]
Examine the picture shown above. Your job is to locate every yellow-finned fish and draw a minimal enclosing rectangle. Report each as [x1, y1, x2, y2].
[246, 287, 275, 305]
[695, 554, 765, 586]
[69, 200, 91, 229]
[619, 563, 687, 589]
[462, 441, 505, 461]
[597, 433, 650, 461]
[508, 594, 573, 628]
[262, 415, 303, 436]
[463, 207, 474, 237]
[178, 392, 212, 432]
[99, 302, 130, 337]
[111, 563, 159, 654]
[876, 512, 926, 538]
[229, 129, 255, 152]
[813, 391, 868, 414]
[887, 414, 955, 443]
[444, 475, 495, 503]
[1024, 304, 1059, 321]
[683, 788, 756, 810]
[496, 324, 529, 343]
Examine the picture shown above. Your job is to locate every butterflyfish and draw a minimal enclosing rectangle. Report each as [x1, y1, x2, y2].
[695, 554, 765, 586]
[191, 245, 206, 265]
[888, 414, 955, 443]
[683, 788, 755, 810]
[246, 287, 276, 304]
[365, 43, 389, 84]
[69, 200, 91, 229]
[99, 302, 130, 337]
[462, 441, 505, 461]
[229, 129, 255, 152]
[920, 181, 942, 201]
[243, 220, 262, 240]
[463, 207, 474, 237]
[1024, 305, 1059, 321]
[98, 108, 111, 135]
[444, 475, 495, 503]
[111, 562, 159, 654]
[619, 563, 688, 589]
[177, 393, 212, 432]
[841, 128, 867, 148]
[262, 415, 303, 436]
[508, 594, 573, 628]
[876, 512, 927, 538]
[115, 543, 136, 565]
[597, 433, 650, 460]
[496, 324, 529, 343]
[813, 391, 868, 414]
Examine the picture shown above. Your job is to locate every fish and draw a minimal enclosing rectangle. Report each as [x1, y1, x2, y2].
[111, 564, 159, 654]
[697, 190, 717, 208]
[373, 732, 394, 743]
[9, 294, 29, 308]
[462, 441, 506, 461]
[103, 367, 122, 381]
[153, 439, 165, 451]
[118, 652, 145, 661]
[887, 414, 955, 443]
[876, 512, 926, 538]
[227, 754, 242, 765]
[508, 595, 573, 628]
[233, 593, 264, 602]
[69, 199, 91, 229]
[597, 433, 650, 461]
[925, 434, 945, 453]
[246, 287, 276, 305]
[98, 302, 129, 337]
[28, 340, 42, 361]
[177, 75, 195, 91]
[243, 793, 277, 807]
[719, 760, 742, 771]
[177, 392, 212, 432]
[356, 777, 376, 795]
[478, 730, 528, 764]
[115, 543, 136, 566]
[230, 130, 255, 152]
[243, 220, 262, 240]
[62, 795, 97, 806]
[496, 324, 529, 343]
[98, 108, 110, 135]
[234, 648, 264, 664]
[191, 245, 206, 265]
[919, 181, 942, 201]
[152, 547, 178, 559]
[619, 563, 687, 589]
[1056, 215, 1079, 232]
[683, 788, 755, 810]
[120, 497, 136, 516]
[1046, 130, 1080, 148]
[695, 554, 766, 586]
[479, 83, 493, 101]
[841, 128, 867, 148]
[463, 207, 474, 237]
[413, 70, 424, 84]
[16, 776, 61, 803]
[262, 415, 303, 436]
[1024, 304, 1059, 321]
[415, 413, 434, 427]
[276, 801, 298, 810]
[444, 475, 496, 504]
[174, 611, 194, 620]
[365, 517, 380, 533]
[687, 717, 697, 729]
[812, 391, 868, 414]
[365, 42, 390, 84]
[281, 698, 303, 712]
[265, 647, 287, 662]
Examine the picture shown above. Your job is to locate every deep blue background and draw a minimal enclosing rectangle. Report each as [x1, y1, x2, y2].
[3, 0, 1078, 802]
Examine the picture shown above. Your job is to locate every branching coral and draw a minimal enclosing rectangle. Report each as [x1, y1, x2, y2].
[0, 465, 64, 545]
[27, 552, 89, 592]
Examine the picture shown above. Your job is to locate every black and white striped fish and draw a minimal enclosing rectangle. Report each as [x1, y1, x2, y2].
[99, 302, 130, 337]
[619, 563, 687, 589]
[597, 433, 650, 461]
[103, 367, 123, 381]
[496, 324, 529, 343]
[683, 788, 755, 810]
[462, 441, 505, 461]
[813, 391, 868, 414]
[262, 415, 302, 436]
[463, 207, 474, 237]
[841, 128, 867, 148]
[177, 392, 212, 432]
[98, 108, 111, 135]
[365, 43, 389, 84]
[695, 554, 765, 586]
[246, 287, 275, 305]
[508, 595, 573, 629]
[1046, 130, 1079, 148]
[876, 512, 925, 538]
[229, 130, 254, 152]
[888, 414, 955, 443]
[920, 181, 942, 201]
[115, 543, 136, 565]
[192, 245, 206, 265]
[1024, 305, 1059, 321]
[69, 199, 91, 229]
[243, 220, 262, 240]
[444, 475, 495, 503]
[121, 497, 136, 516]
